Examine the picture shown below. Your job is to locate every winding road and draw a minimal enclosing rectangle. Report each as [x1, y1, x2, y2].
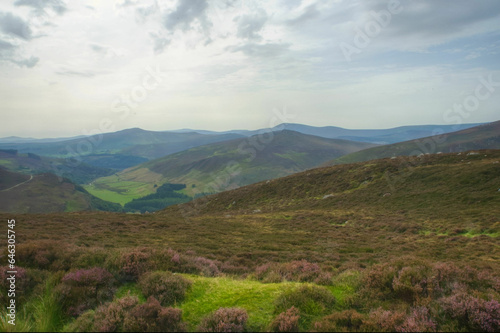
[1, 174, 33, 192]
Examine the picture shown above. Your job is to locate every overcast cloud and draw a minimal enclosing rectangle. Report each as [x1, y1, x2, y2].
[0, 0, 499, 138]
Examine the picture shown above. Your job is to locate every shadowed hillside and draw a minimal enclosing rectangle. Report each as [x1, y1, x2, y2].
[0, 128, 245, 169]
[328, 120, 500, 165]
[0, 150, 114, 184]
[0, 169, 122, 213]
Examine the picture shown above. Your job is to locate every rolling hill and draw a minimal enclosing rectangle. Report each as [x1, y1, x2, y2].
[174, 122, 482, 144]
[0, 168, 122, 213]
[0, 128, 244, 170]
[86, 130, 377, 204]
[327, 120, 500, 165]
[272, 122, 483, 144]
[2, 149, 499, 332]
[0, 149, 114, 184]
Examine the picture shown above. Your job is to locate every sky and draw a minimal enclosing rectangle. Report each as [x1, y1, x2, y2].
[0, 0, 499, 138]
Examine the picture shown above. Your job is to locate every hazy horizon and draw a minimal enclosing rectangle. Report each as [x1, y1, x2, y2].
[0, 120, 493, 141]
[1, 0, 499, 138]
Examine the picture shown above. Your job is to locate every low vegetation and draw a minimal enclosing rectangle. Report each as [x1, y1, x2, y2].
[0, 150, 498, 331]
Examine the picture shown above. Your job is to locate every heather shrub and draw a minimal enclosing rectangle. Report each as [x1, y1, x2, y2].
[123, 296, 187, 332]
[138, 271, 192, 306]
[440, 291, 500, 332]
[57, 267, 116, 317]
[115, 247, 155, 281]
[274, 285, 336, 329]
[362, 262, 397, 300]
[197, 307, 248, 332]
[397, 307, 436, 332]
[392, 265, 432, 304]
[255, 263, 282, 283]
[365, 307, 406, 332]
[429, 263, 499, 297]
[0, 266, 46, 303]
[66, 310, 96, 332]
[193, 257, 221, 277]
[313, 309, 365, 332]
[16, 240, 76, 270]
[220, 261, 250, 275]
[269, 307, 300, 332]
[70, 296, 186, 332]
[71, 295, 139, 332]
[255, 260, 330, 284]
[73, 248, 109, 269]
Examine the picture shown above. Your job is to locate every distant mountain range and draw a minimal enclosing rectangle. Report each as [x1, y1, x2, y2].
[170, 122, 483, 144]
[328, 120, 500, 165]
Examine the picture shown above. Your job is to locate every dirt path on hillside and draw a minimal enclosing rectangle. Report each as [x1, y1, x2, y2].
[1, 174, 33, 192]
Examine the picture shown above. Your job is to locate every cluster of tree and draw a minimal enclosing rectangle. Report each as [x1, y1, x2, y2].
[0, 149, 18, 155]
[81, 154, 148, 170]
[124, 183, 191, 213]
[58, 163, 115, 185]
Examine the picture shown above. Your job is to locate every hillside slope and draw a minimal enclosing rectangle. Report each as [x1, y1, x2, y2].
[87, 130, 377, 202]
[0, 168, 121, 213]
[0, 149, 114, 184]
[10, 150, 499, 272]
[0, 128, 245, 169]
[328, 120, 500, 165]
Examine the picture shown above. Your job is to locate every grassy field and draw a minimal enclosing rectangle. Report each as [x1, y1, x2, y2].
[1, 272, 355, 332]
[84, 174, 156, 206]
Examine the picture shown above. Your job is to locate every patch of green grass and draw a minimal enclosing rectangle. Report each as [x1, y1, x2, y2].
[84, 175, 155, 205]
[65, 200, 84, 212]
[0, 159, 14, 167]
[115, 282, 147, 303]
[180, 275, 301, 332]
[0, 276, 65, 332]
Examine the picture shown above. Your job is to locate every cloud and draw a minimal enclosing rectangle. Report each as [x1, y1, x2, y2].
[229, 42, 290, 58]
[358, 0, 500, 49]
[286, 4, 320, 26]
[0, 12, 32, 40]
[235, 9, 268, 40]
[135, 3, 159, 24]
[14, 0, 67, 16]
[149, 32, 170, 54]
[55, 68, 96, 78]
[89, 43, 106, 53]
[116, 0, 137, 8]
[0, 39, 15, 51]
[11, 55, 39, 68]
[0, 39, 39, 68]
[163, 0, 211, 33]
